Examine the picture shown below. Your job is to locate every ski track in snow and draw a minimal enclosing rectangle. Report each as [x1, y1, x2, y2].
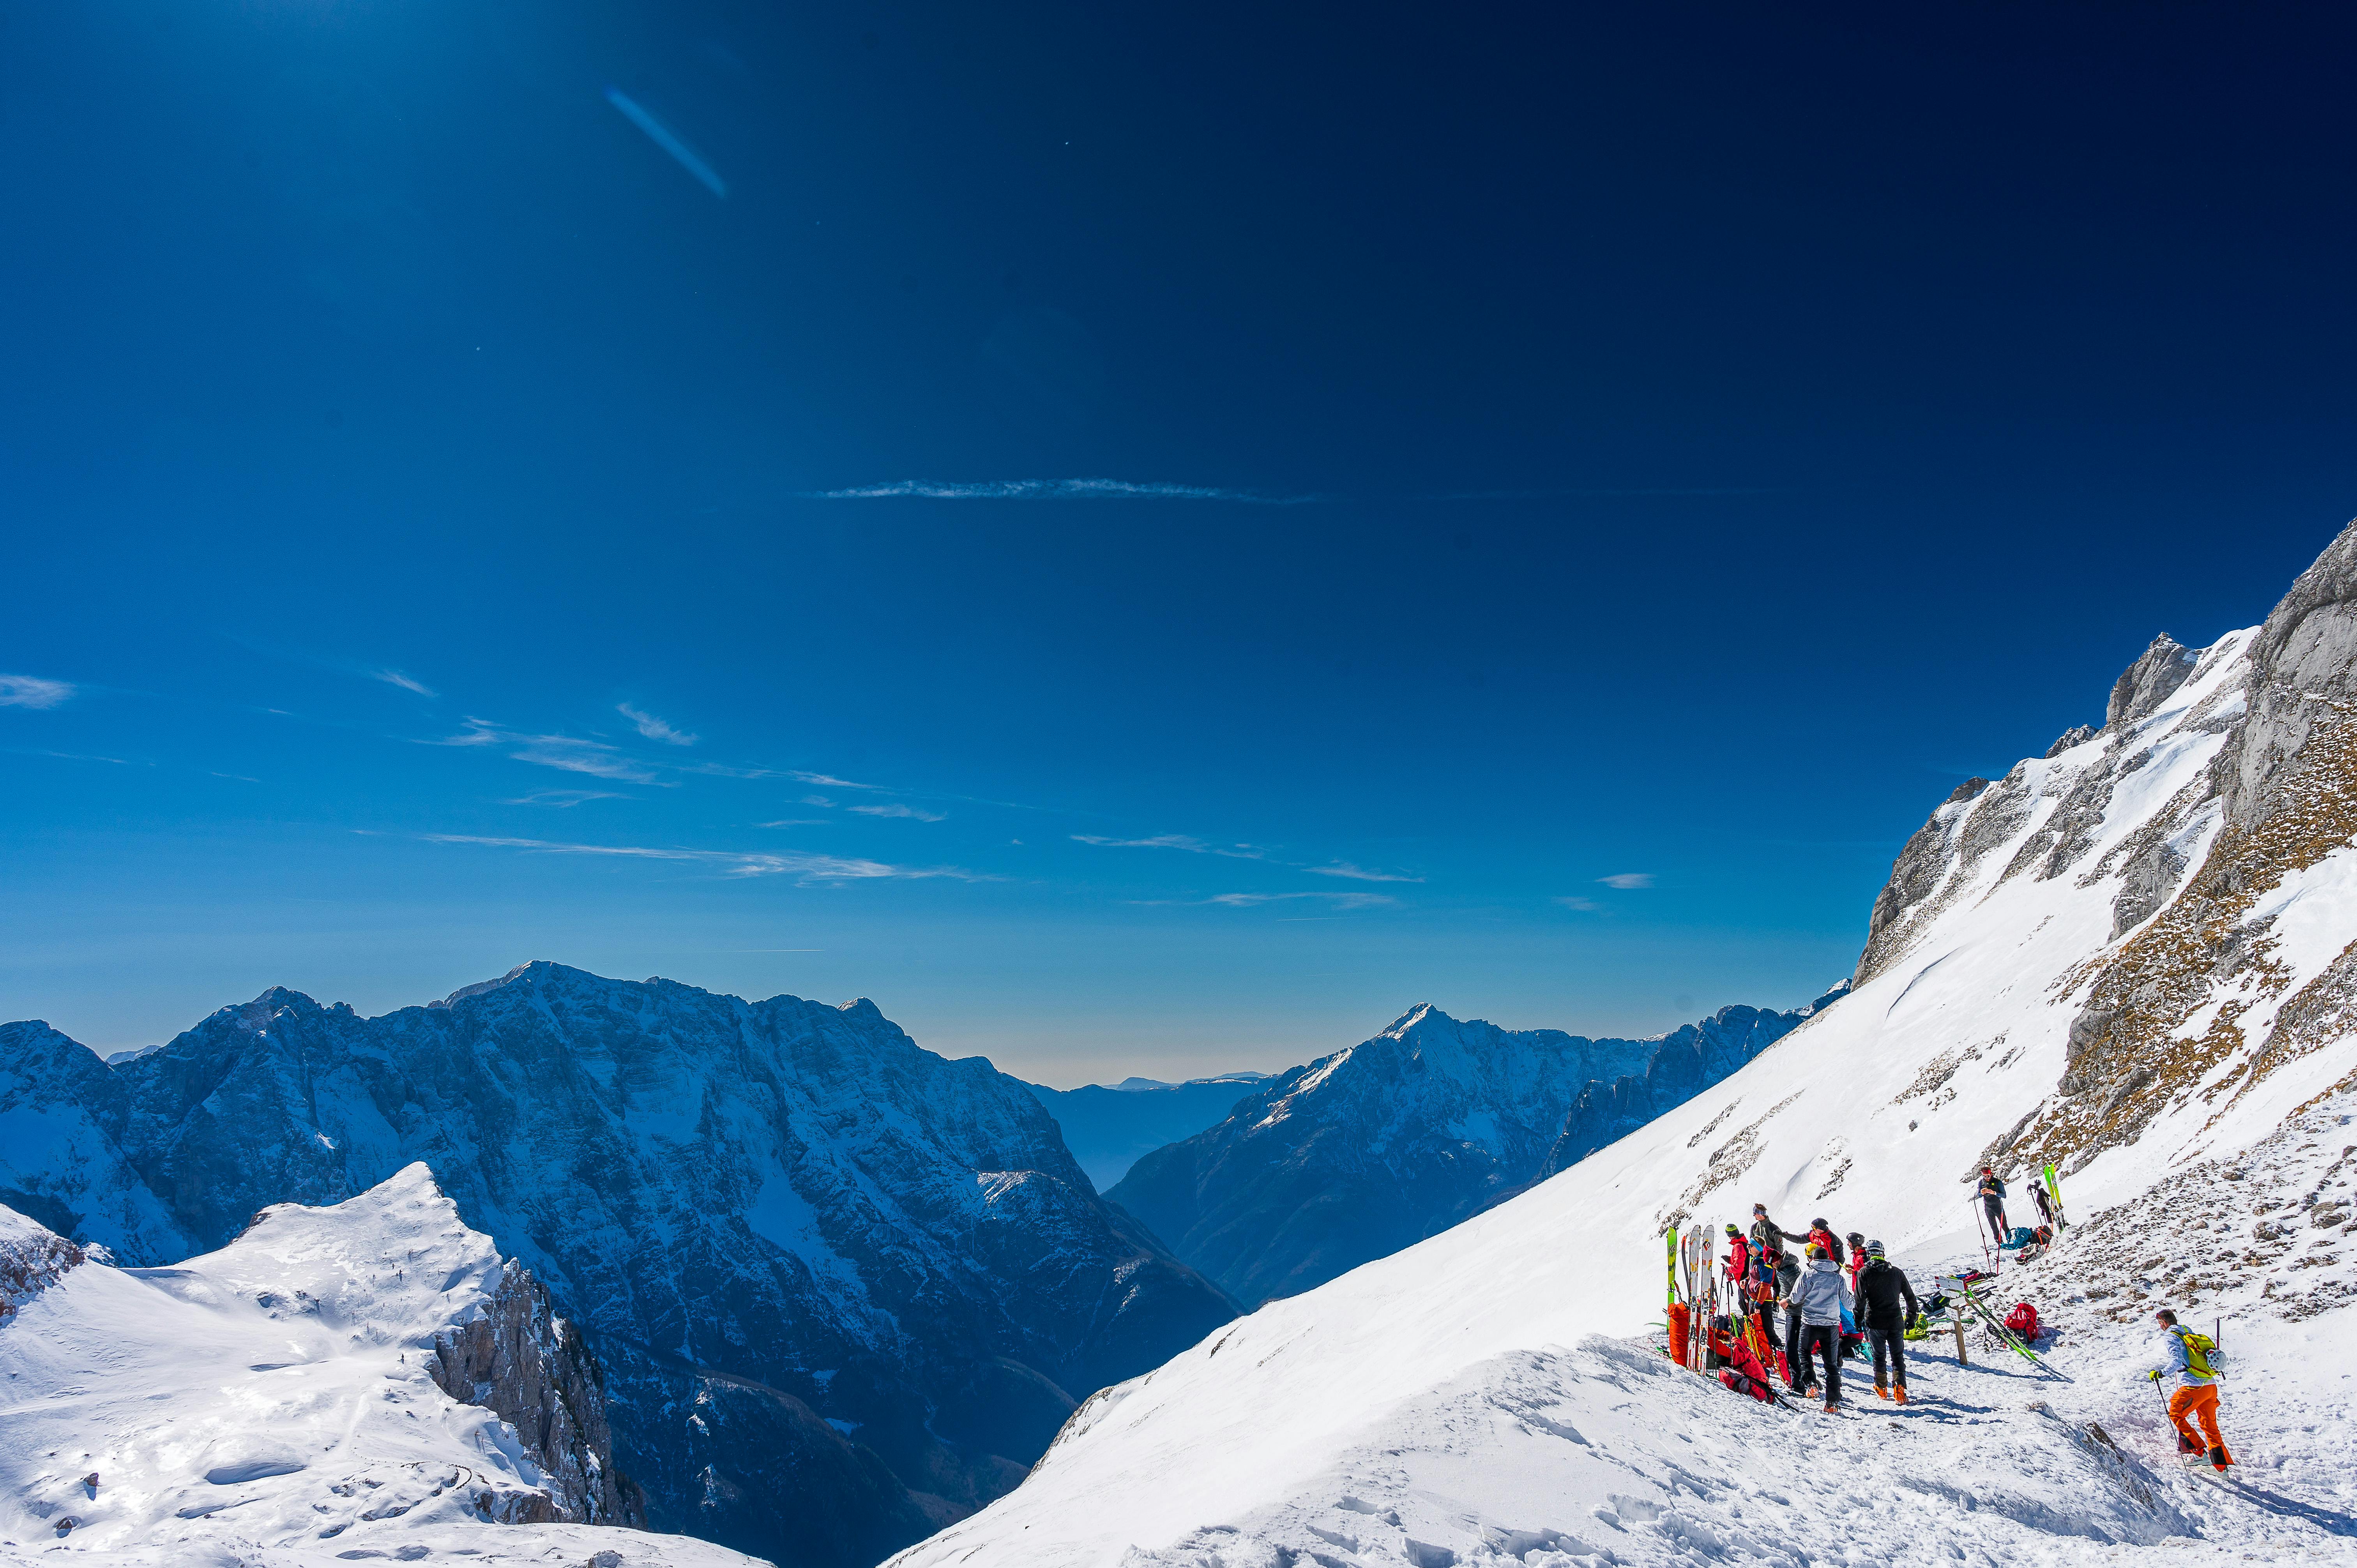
[890, 622, 2357, 1566]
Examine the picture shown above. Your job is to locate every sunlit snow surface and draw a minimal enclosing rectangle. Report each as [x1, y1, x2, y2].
[0, 1166, 762, 1568]
[892, 629, 2357, 1564]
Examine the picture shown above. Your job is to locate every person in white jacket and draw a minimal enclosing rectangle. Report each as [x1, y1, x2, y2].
[1792, 1245, 1853, 1411]
[2145, 1308, 2232, 1469]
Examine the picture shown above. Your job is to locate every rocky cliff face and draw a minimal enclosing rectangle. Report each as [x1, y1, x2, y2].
[1847, 518, 2357, 1189]
[1108, 996, 1838, 1306]
[0, 964, 1235, 1568]
[426, 1257, 647, 1527]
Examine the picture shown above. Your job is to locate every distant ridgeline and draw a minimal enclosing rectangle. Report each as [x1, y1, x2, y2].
[1108, 990, 1845, 1307]
[1022, 1072, 1274, 1192]
[0, 964, 1236, 1568]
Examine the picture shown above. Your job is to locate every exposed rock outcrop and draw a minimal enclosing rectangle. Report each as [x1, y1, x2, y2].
[1851, 518, 2357, 1181]
[0, 1204, 83, 1321]
[427, 1259, 647, 1527]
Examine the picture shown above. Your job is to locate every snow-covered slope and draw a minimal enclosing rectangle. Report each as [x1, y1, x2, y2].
[0, 966, 1235, 1568]
[890, 522, 2357, 1566]
[0, 1166, 753, 1567]
[1109, 996, 1838, 1306]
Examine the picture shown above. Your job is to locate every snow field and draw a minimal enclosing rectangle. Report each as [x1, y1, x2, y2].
[0, 1166, 765, 1568]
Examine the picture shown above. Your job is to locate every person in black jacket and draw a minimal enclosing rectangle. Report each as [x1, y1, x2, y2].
[1856, 1240, 1921, 1403]
[1772, 1247, 1809, 1392]
[1749, 1202, 1802, 1259]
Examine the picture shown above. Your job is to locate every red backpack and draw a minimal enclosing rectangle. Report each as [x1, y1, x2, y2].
[2003, 1301, 2039, 1338]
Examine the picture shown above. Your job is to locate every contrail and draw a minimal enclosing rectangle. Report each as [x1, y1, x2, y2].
[604, 87, 728, 198]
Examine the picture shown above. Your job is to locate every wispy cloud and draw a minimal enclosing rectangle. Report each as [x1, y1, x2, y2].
[503, 789, 627, 807]
[1597, 872, 1654, 889]
[851, 802, 947, 821]
[1131, 890, 1396, 910]
[1072, 833, 1265, 859]
[756, 819, 829, 828]
[423, 718, 668, 784]
[799, 795, 837, 808]
[617, 703, 698, 747]
[604, 86, 728, 197]
[0, 675, 76, 710]
[1423, 487, 1782, 501]
[1306, 861, 1423, 883]
[789, 771, 883, 791]
[1553, 895, 1603, 912]
[420, 833, 987, 885]
[373, 669, 436, 697]
[811, 478, 1318, 505]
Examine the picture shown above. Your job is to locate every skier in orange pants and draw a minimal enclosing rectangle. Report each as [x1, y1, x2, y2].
[2147, 1308, 2232, 1471]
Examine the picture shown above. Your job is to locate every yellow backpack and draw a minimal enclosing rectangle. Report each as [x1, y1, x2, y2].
[2180, 1329, 2219, 1379]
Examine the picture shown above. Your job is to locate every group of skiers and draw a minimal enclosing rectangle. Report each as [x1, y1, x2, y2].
[1699, 1193, 2235, 1472]
[1719, 1202, 1919, 1412]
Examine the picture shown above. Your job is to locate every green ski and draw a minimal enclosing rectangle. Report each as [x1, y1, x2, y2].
[2042, 1164, 2067, 1229]
[1666, 1224, 1679, 1308]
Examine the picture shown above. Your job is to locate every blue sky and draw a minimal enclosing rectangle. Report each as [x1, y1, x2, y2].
[4, 3, 2355, 1084]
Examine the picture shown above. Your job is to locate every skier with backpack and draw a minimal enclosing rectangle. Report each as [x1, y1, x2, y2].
[2147, 1308, 2233, 1471]
[1977, 1167, 2009, 1240]
[1794, 1243, 1853, 1411]
[1806, 1218, 1845, 1264]
[1855, 1241, 1920, 1403]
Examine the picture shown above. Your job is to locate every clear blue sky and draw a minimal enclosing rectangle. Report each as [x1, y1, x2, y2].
[4, 3, 2352, 1084]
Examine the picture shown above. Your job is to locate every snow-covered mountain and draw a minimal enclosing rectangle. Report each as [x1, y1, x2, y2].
[0, 965, 1235, 1568]
[888, 522, 2357, 1566]
[1108, 996, 1839, 1306]
[1023, 1072, 1273, 1191]
[0, 1165, 758, 1567]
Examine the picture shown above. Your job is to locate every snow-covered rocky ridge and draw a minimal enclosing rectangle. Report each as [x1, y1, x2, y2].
[1109, 995, 1839, 1306]
[0, 966, 1235, 1568]
[0, 1166, 752, 1568]
[889, 522, 2357, 1566]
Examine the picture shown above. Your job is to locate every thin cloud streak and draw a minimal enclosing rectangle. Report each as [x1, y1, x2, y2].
[851, 803, 947, 821]
[1072, 833, 1265, 859]
[1597, 872, 1654, 889]
[373, 669, 436, 697]
[618, 703, 698, 747]
[1128, 890, 1396, 910]
[0, 675, 76, 709]
[419, 833, 989, 885]
[1553, 895, 1603, 912]
[1306, 861, 1423, 883]
[811, 478, 1318, 505]
[503, 789, 627, 807]
[604, 87, 728, 197]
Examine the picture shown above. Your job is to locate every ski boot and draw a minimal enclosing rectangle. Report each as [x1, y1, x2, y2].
[1874, 1385, 1891, 1400]
[2209, 1445, 2233, 1472]
[2177, 1433, 2202, 1455]
[1893, 1386, 1908, 1405]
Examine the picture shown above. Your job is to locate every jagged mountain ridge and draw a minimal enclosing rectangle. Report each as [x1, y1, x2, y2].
[0, 963, 1236, 1568]
[0, 1167, 752, 1566]
[886, 523, 2357, 1568]
[1108, 992, 1841, 1306]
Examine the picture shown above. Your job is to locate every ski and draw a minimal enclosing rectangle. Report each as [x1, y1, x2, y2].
[2043, 1163, 2067, 1230]
[1666, 1225, 1679, 1310]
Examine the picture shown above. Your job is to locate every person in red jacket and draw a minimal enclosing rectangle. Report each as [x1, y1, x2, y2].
[1806, 1219, 1845, 1264]
[1723, 1224, 1750, 1291]
[1844, 1231, 1868, 1293]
